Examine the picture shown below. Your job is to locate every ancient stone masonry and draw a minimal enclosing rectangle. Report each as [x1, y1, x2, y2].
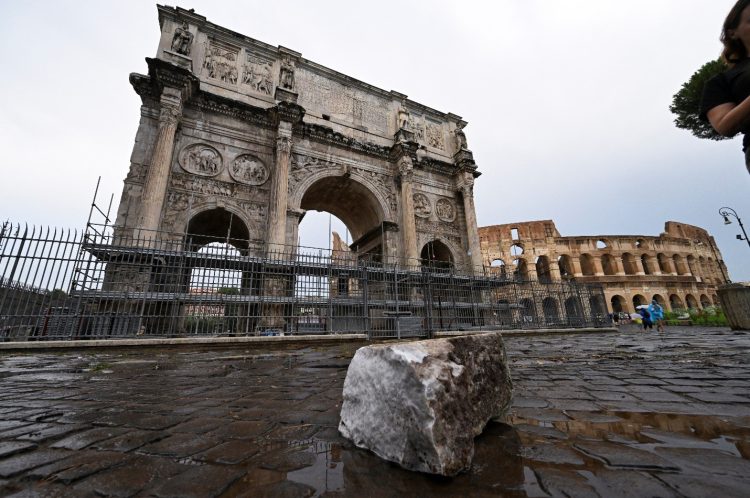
[479, 220, 730, 314]
[100, 5, 487, 335]
[113, 5, 482, 271]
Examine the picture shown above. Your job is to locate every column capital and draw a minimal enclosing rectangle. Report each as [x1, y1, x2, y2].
[271, 101, 306, 126]
[456, 170, 475, 197]
[146, 57, 199, 100]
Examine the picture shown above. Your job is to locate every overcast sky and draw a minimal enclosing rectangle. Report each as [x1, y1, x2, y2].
[1, 0, 748, 280]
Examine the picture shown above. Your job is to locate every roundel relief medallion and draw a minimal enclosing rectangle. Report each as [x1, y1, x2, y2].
[179, 144, 223, 177]
[435, 198, 456, 222]
[413, 192, 432, 218]
[230, 154, 269, 186]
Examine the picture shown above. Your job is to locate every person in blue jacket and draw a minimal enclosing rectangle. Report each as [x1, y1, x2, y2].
[648, 299, 665, 332]
[638, 307, 653, 331]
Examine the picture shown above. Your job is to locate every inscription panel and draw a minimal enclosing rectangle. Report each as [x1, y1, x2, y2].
[296, 67, 389, 133]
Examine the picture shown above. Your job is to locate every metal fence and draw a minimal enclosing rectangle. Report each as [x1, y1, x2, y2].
[0, 222, 610, 341]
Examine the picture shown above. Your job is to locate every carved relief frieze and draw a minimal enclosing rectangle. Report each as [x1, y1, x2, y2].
[435, 198, 456, 222]
[242, 55, 274, 95]
[170, 171, 267, 199]
[179, 144, 223, 177]
[416, 217, 462, 241]
[413, 192, 432, 218]
[426, 121, 445, 150]
[230, 154, 269, 185]
[203, 40, 239, 84]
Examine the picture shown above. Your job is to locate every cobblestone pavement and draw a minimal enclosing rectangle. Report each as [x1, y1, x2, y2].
[0, 326, 749, 497]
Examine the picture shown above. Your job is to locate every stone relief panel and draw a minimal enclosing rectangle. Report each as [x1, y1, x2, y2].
[425, 121, 445, 150]
[179, 144, 223, 177]
[295, 69, 389, 133]
[230, 154, 269, 186]
[241, 55, 274, 95]
[435, 198, 456, 222]
[170, 171, 270, 198]
[408, 114, 426, 142]
[413, 193, 432, 218]
[203, 40, 239, 84]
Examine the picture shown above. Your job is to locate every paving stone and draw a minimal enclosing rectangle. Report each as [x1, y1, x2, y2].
[91, 429, 164, 452]
[513, 423, 568, 440]
[233, 479, 317, 498]
[195, 439, 259, 464]
[0, 423, 56, 440]
[0, 442, 36, 460]
[587, 469, 680, 498]
[49, 427, 128, 450]
[512, 396, 549, 408]
[168, 417, 225, 434]
[655, 447, 750, 477]
[656, 473, 750, 498]
[520, 443, 584, 465]
[686, 392, 750, 403]
[0, 449, 70, 478]
[210, 420, 272, 439]
[147, 463, 245, 498]
[260, 448, 318, 472]
[139, 432, 222, 458]
[16, 424, 85, 443]
[72, 455, 187, 497]
[574, 441, 679, 470]
[25, 450, 126, 483]
[534, 468, 599, 498]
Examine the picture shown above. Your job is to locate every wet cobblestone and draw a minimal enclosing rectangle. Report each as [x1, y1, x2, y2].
[0, 325, 748, 496]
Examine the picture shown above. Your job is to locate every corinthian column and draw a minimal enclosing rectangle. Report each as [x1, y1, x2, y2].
[398, 157, 419, 264]
[267, 122, 293, 253]
[458, 171, 483, 272]
[136, 87, 183, 238]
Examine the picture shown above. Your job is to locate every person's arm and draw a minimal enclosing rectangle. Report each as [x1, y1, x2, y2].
[707, 95, 750, 136]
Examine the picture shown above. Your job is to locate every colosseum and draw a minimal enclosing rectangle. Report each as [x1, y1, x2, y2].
[479, 220, 730, 314]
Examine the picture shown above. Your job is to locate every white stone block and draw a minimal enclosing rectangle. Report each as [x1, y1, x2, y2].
[338, 333, 513, 476]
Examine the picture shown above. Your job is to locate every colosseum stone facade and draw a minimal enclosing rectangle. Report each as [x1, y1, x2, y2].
[479, 220, 730, 314]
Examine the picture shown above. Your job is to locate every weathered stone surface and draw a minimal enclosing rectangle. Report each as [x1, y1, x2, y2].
[338, 333, 513, 476]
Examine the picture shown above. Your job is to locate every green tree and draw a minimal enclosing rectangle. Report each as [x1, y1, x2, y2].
[670, 59, 729, 141]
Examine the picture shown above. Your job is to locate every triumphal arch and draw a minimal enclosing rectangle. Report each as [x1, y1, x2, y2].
[114, 5, 483, 271]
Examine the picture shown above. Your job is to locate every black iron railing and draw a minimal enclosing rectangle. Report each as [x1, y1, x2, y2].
[0, 222, 610, 341]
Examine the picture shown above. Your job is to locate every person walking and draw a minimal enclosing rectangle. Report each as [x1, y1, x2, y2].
[701, 0, 750, 174]
[649, 299, 665, 332]
[638, 307, 653, 332]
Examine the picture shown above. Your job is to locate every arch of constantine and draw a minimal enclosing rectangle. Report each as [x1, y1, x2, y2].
[114, 5, 482, 271]
[479, 220, 729, 314]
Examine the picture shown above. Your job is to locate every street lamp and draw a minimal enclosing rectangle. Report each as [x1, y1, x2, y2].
[719, 206, 750, 249]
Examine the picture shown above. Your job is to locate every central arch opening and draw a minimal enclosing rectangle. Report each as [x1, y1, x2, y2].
[421, 240, 454, 269]
[299, 176, 385, 261]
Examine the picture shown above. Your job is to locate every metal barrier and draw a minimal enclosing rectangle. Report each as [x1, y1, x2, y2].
[0, 222, 610, 341]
